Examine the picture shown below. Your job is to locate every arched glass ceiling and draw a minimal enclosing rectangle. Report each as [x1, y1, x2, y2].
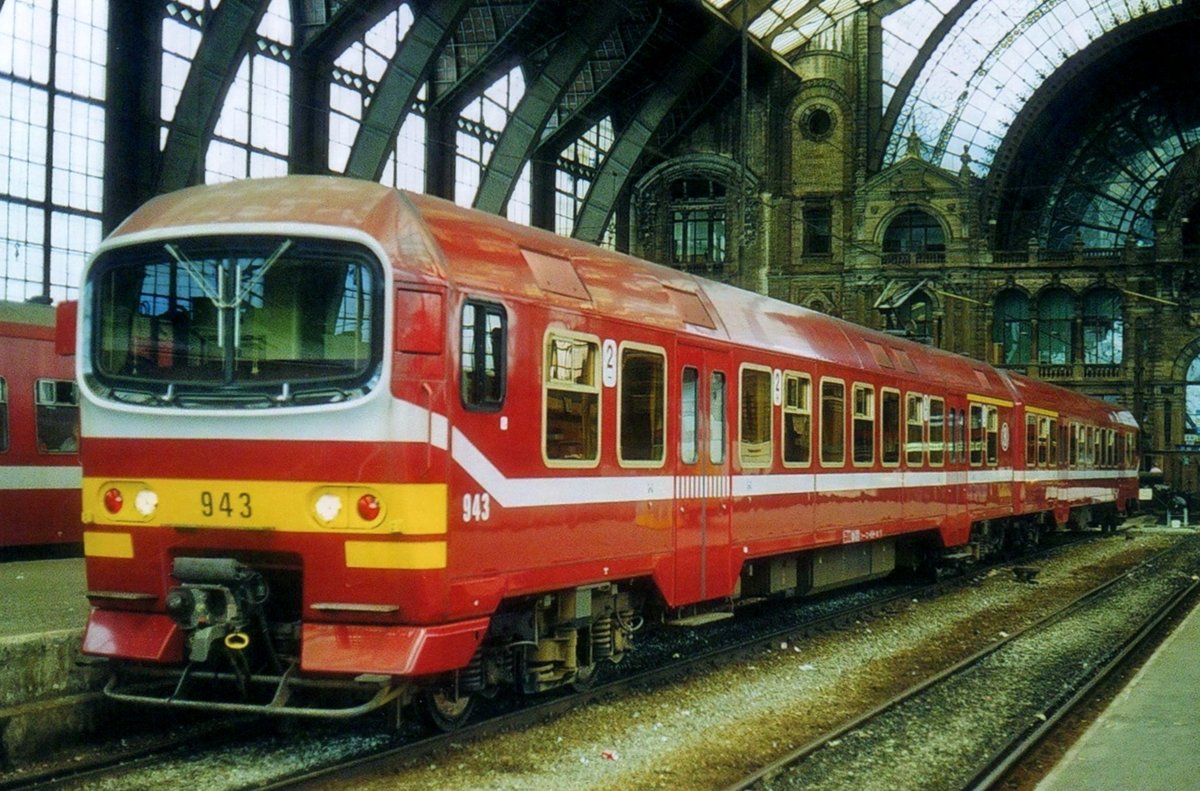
[703, 0, 863, 56]
[883, 0, 1183, 175]
[1042, 89, 1200, 249]
[205, 0, 292, 183]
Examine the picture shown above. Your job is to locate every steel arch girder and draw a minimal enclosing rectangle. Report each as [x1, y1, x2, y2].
[344, 0, 473, 182]
[572, 25, 736, 244]
[473, 0, 626, 216]
[158, 0, 267, 193]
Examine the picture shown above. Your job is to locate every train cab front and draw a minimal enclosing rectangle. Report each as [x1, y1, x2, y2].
[75, 226, 482, 717]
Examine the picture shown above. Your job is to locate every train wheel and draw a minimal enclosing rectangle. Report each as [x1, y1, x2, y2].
[422, 687, 475, 731]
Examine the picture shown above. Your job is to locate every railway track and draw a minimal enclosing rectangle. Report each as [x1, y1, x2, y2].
[725, 537, 1200, 791]
[0, 530, 1124, 790]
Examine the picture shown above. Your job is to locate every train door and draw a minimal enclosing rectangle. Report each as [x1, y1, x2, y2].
[673, 343, 733, 605]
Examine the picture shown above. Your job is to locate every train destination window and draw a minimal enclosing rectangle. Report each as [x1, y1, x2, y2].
[740, 366, 772, 468]
[619, 346, 666, 466]
[882, 388, 901, 466]
[35, 379, 79, 454]
[460, 301, 506, 410]
[820, 378, 845, 466]
[928, 397, 945, 466]
[681, 367, 699, 464]
[544, 333, 600, 466]
[985, 406, 999, 465]
[906, 393, 924, 465]
[852, 384, 874, 465]
[0, 377, 7, 452]
[710, 371, 727, 464]
[970, 404, 984, 466]
[783, 372, 812, 466]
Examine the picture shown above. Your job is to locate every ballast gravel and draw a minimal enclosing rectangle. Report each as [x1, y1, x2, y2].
[336, 525, 1188, 791]
[49, 523, 1190, 791]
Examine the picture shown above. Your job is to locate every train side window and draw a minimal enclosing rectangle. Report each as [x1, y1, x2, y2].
[1049, 418, 1058, 465]
[35, 379, 79, 454]
[782, 372, 812, 467]
[681, 367, 699, 464]
[1038, 417, 1050, 467]
[739, 365, 773, 468]
[881, 388, 901, 466]
[0, 377, 7, 453]
[946, 407, 956, 464]
[820, 378, 845, 466]
[619, 345, 666, 466]
[928, 397, 945, 466]
[852, 383, 874, 466]
[1025, 414, 1037, 467]
[958, 409, 967, 463]
[1087, 426, 1096, 466]
[1069, 423, 1079, 467]
[969, 404, 984, 466]
[460, 301, 506, 410]
[906, 393, 924, 466]
[985, 406, 999, 466]
[710, 371, 727, 464]
[543, 332, 600, 466]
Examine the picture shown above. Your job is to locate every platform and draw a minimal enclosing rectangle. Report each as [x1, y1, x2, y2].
[0, 556, 104, 766]
[1036, 593, 1200, 791]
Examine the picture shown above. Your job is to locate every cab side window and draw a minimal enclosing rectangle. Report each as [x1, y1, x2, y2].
[36, 379, 79, 454]
[460, 301, 506, 410]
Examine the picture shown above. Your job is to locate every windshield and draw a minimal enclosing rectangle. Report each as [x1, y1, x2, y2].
[87, 235, 382, 408]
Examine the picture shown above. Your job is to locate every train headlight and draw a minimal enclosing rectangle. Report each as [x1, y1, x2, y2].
[134, 489, 158, 517]
[103, 488, 124, 514]
[357, 493, 381, 521]
[314, 493, 343, 523]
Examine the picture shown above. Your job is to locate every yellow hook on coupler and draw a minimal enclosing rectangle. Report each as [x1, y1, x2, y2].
[224, 631, 250, 651]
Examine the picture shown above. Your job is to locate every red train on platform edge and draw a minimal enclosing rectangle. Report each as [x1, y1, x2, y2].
[0, 299, 81, 550]
[68, 176, 1139, 724]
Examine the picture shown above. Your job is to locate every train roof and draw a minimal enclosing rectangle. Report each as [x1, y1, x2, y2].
[104, 176, 1129, 420]
[1005, 369, 1137, 427]
[0, 299, 56, 341]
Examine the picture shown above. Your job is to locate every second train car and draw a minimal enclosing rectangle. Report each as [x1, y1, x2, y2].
[72, 177, 1138, 721]
[0, 299, 81, 550]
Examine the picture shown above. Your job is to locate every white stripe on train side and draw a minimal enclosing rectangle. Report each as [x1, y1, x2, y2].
[0, 465, 82, 490]
[449, 429, 1133, 510]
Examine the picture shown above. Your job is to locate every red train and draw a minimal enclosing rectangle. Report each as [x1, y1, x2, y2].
[74, 177, 1138, 722]
[0, 299, 81, 550]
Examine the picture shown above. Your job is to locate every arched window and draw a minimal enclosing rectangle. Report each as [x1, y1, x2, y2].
[670, 178, 727, 270]
[1184, 203, 1200, 254]
[1186, 354, 1200, 446]
[1037, 289, 1075, 365]
[1082, 289, 1123, 365]
[883, 209, 944, 253]
[993, 290, 1031, 365]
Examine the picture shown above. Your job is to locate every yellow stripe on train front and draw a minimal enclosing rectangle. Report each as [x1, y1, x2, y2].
[83, 531, 134, 558]
[344, 540, 447, 569]
[81, 477, 447, 536]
